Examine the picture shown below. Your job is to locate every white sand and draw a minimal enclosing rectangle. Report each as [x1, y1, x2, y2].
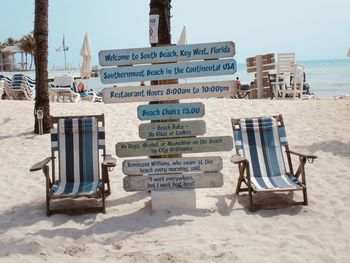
[0, 98, 349, 262]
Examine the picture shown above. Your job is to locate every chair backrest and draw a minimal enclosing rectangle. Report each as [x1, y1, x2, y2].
[277, 52, 295, 74]
[292, 64, 304, 87]
[53, 75, 74, 87]
[232, 115, 294, 189]
[50, 115, 106, 194]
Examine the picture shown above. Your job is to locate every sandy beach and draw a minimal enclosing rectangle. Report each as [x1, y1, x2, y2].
[0, 97, 349, 262]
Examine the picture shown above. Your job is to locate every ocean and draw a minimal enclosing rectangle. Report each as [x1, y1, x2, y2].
[2, 59, 350, 97]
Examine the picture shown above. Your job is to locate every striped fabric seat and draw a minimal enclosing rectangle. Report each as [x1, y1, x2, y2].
[51, 116, 105, 196]
[234, 116, 302, 191]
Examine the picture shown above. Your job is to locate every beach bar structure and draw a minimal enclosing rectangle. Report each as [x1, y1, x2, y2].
[0, 45, 25, 71]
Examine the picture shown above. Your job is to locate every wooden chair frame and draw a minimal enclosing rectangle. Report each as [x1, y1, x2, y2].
[231, 114, 317, 210]
[30, 114, 116, 216]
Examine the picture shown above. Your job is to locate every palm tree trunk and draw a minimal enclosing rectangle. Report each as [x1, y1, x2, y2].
[34, 0, 50, 134]
[149, 0, 179, 158]
[25, 53, 28, 70]
[29, 54, 33, 70]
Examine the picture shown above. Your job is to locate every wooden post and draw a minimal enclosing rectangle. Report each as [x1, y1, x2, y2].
[256, 55, 264, 99]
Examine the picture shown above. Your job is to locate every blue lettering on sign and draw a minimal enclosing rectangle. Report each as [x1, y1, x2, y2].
[100, 59, 236, 84]
[137, 103, 205, 120]
[104, 54, 130, 62]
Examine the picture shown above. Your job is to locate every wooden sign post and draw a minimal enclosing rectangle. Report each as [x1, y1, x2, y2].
[246, 53, 275, 99]
[99, 40, 237, 209]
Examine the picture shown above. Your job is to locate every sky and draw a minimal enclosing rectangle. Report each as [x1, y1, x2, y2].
[0, 0, 349, 68]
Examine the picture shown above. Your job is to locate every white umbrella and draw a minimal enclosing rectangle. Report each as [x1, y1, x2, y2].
[347, 48, 350, 58]
[177, 25, 188, 45]
[80, 32, 92, 79]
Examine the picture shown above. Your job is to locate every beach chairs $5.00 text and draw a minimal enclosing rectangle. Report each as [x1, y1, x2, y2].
[231, 114, 317, 210]
[30, 114, 116, 216]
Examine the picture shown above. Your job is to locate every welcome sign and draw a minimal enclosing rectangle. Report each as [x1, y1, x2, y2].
[99, 41, 235, 66]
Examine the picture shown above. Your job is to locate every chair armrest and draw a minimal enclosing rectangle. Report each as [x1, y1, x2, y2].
[289, 150, 317, 160]
[30, 157, 52, 172]
[231, 155, 247, 164]
[103, 154, 117, 167]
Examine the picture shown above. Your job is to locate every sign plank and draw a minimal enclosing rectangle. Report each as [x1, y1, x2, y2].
[100, 59, 237, 84]
[115, 136, 233, 157]
[123, 172, 224, 191]
[101, 81, 237, 103]
[123, 156, 223, 175]
[139, 120, 206, 139]
[137, 102, 205, 121]
[99, 41, 235, 66]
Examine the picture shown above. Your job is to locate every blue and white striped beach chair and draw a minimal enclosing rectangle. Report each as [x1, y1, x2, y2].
[231, 114, 316, 209]
[30, 114, 116, 216]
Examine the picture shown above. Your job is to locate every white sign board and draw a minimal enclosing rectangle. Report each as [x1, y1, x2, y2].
[101, 81, 237, 103]
[123, 172, 224, 191]
[99, 41, 235, 66]
[123, 156, 223, 175]
[115, 136, 233, 157]
[100, 59, 237, 84]
[139, 120, 206, 139]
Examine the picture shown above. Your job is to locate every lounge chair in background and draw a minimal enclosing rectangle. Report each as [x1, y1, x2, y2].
[72, 81, 102, 102]
[274, 52, 295, 98]
[231, 114, 317, 210]
[50, 75, 80, 102]
[0, 75, 13, 99]
[280, 64, 304, 98]
[7, 74, 35, 100]
[0, 80, 3, 98]
[30, 114, 116, 216]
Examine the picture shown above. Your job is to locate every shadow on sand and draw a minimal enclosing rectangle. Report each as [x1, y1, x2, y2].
[209, 191, 304, 218]
[0, 191, 212, 253]
[295, 140, 350, 157]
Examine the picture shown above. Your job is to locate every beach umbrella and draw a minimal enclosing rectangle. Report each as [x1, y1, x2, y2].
[347, 48, 350, 58]
[177, 25, 188, 45]
[80, 32, 92, 79]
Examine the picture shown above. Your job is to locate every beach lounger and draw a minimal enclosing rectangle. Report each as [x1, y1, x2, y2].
[30, 114, 116, 216]
[6, 74, 35, 100]
[0, 75, 12, 99]
[50, 75, 80, 103]
[274, 52, 296, 98]
[72, 81, 102, 102]
[280, 64, 304, 98]
[231, 114, 317, 209]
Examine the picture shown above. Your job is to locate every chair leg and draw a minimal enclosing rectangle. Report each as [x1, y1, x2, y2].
[44, 166, 51, 216]
[102, 164, 111, 195]
[235, 163, 246, 194]
[101, 182, 106, 214]
[235, 177, 243, 195]
[46, 195, 51, 216]
[249, 190, 253, 210]
[303, 188, 308, 206]
[300, 157, 308, 206]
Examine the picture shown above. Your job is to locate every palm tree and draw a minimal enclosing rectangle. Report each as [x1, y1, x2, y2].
[19, 33, 35, 70]
[0, 42, 5, 71]
[34, 0, 50, 134]
[2, 38, 18, 71]
[4, 37, 17, 46]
